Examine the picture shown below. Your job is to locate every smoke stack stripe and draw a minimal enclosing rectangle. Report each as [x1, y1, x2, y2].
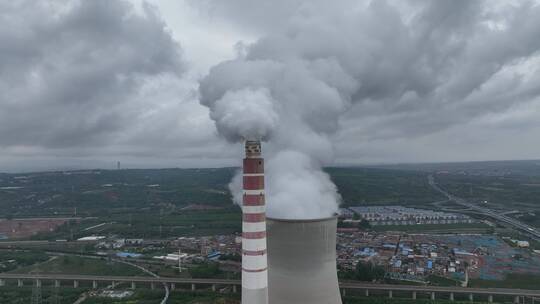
[242, 140, 269, 304]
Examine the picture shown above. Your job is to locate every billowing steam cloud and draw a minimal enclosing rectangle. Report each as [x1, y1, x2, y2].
[210, 88, 279, 142]
[199, 0, 540, 219]
[199, 59, 351, 219]
[229, 150, 341, 219]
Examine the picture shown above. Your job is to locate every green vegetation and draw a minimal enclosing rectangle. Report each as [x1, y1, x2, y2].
[435, 173, 540, 223]
[187, 261, 239, 280]
[427, 275, 460, 287]
[0, 287, 84, 304]
[0, 250, 49, 272]
[168, 291, 240, 304]
[82, 290, 240, 304]
[498, 231, 540, 250]
[219, 253, 241, 262]
[0, 167, 460, 240]
[0, 168, 236, 218]
[343, 297, 481, 304]
[327, 167, 445, 206]
[89, 209, 241, 239]
[10, 255, 146, 276]
[0, 167, 444, 219]
[0, 242, 101, 255]
[189, 262, 223, 278]
[340, 261, 386, 282]
[24, 209, 242, 240]
[469, 273, 540, 290]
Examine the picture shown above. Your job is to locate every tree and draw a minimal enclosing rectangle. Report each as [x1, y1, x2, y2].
[354, 261, 385, 282]
[189, 262, 223, 278]
[359, 219, 371, 229]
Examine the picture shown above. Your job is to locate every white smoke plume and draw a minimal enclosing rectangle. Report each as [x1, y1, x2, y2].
[200, 59, 350, 219]
[211, 88, 279, 142]
[229, 150, 341, 219]
[199, 0, 540, 219]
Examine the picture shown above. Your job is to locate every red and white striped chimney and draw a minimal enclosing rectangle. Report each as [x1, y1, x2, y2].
[241, 140, 269, 304]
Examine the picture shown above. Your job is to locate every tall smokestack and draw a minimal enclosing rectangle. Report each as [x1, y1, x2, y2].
[242, 140, 269, 304]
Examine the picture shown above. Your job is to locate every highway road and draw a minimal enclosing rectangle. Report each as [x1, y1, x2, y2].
[1, 274, 540, 298]
[428, 175, 540, 241]
[0, 240, 99, 247]
[0, 273, 237, 285]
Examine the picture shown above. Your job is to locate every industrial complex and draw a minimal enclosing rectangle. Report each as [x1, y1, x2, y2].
[346, 206, 474, 226]
[1, 144, 539, 303]
[240, 141, 342, 304]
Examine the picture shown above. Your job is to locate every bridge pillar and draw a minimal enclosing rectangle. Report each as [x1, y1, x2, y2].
[112, 281, 117, 288]
[73, 280, 79, 288]
[450, 292, 454, 301]
[342, 289, 346, 297]
[365, 289, 369, 297]
[488, 295, 493, 303]
[131, 282, 136, 290]
[412, 291, 416, 299]
[150, 282, 155, 290]
[55, 280, 60, 288]
[469, 293, 474, 302]
[0, 279, 4, 287]
[431, 292, 435, 300]
[171, 283, 175, 290]
[232, 285, 237, 293]
[92, 281, 97, 289]
[36, 279, 41, 288]
[388, 290, 393, 299]
[191, 283, 196, 291]
[212, 284, 216, 292]
[514, 296, 520, 304]
[17, 279, 23, 287]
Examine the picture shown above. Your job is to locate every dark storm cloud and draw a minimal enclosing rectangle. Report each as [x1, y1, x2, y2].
[0, 0, 183, 148]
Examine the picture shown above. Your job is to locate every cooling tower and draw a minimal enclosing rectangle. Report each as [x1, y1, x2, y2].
[241, 140, 269, 304]
[267, 216, 342, 304]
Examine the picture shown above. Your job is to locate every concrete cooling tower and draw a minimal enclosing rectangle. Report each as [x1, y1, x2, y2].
[266, 216, 342, 304]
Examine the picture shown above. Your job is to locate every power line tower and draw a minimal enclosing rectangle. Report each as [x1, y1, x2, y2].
[159, 208, 163, 238]
[51, 286, 60, 304]
[178, 248, 182, 273]
[31, 280, 42, 304]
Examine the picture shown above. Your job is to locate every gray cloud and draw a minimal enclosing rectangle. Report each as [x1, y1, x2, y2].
[2, 0, 540, 172]
[0, 0, 183, 148]
[197, 0, 540, 217]
[196, 0, 540, 141]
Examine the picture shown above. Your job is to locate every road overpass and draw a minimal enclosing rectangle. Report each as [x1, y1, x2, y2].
[428, 175, 540, 241]
[0, 273, 539, 303]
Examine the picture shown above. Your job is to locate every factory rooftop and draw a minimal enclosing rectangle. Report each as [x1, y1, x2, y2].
[347, 206, 473, 226]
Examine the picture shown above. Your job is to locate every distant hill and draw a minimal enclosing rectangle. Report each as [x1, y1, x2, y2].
[0, 166, 447, 218]
[364, 159, 540, 176]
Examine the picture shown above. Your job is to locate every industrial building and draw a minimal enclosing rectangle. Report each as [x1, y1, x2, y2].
[267, 217, 342, 304]
[241, 141, 343, 304]
[348, 206, 473, 226]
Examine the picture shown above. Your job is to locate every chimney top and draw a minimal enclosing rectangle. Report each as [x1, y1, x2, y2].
[245, 140, 262, 158]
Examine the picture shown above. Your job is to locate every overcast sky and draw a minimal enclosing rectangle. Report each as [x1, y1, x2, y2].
[1, 0, 540, 172]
